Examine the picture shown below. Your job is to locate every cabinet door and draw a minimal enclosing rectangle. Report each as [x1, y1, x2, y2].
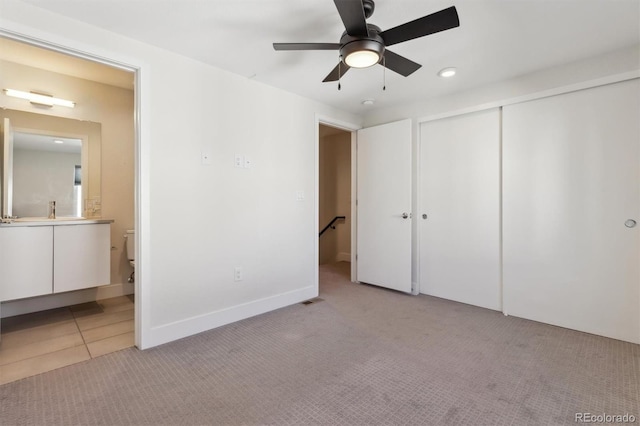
[0, 226, 53, 301]
[503, 79, 640, 343]
[54, 224, 111, 293]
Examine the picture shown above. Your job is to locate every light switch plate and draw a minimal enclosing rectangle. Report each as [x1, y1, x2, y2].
[295, 190, 305, 201]
[244, 157, 252, 169]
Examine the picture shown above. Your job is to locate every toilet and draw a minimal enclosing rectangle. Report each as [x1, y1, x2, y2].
[125, 229, 135, 282]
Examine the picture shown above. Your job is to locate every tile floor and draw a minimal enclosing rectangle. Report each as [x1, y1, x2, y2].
[0, 295, 134, 385]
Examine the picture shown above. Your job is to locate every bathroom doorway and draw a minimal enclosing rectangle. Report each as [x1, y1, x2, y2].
[0, 34, 139, 383]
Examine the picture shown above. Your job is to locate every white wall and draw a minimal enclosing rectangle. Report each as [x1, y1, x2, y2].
[0, 0, 361, 348]
[364, 45, 640, 127]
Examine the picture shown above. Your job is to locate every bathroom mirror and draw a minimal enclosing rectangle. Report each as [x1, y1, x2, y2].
[0, 109, 101, 219]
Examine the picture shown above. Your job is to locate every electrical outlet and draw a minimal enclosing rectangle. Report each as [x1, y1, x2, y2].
[234, 266, 243, 281]
[234, 154, 243, 168]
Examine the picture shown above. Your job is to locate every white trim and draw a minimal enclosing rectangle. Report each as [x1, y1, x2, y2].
[315, 114, 361, 284]
[413, 120, 422, 296]
[0, 28, 137, 73]
[0, 26, 149, 348]
[134, 61, 150, 349]
[145, 285, 317, 348]
[417, 71, 640, 124]
[316, 115, 362, 134]
[498, 107, 504, 313]
[350, 130, 358, 283]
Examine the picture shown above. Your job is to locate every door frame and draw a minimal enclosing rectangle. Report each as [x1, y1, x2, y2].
[0, 27, 149, 348]
[315, 114, 361, 284]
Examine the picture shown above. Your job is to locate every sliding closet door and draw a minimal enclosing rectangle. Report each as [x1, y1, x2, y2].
[503, 79, 640, 343]
[419, 108, 501, 310]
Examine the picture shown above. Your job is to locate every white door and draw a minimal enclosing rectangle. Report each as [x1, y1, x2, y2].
[419, 109, 501, 310]
[503, 79, 640, 343]
[1, 117, 14, 218]
[356, 119, 412, 292]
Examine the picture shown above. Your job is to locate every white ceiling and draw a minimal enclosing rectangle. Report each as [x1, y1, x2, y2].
[14, 0, 640, 114]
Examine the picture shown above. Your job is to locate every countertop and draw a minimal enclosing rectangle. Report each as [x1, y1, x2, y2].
[0, 218, 114, 227]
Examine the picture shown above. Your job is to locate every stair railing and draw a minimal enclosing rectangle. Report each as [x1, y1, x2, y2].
[319, 216, 346, 237]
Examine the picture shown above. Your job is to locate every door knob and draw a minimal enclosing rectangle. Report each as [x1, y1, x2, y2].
[625, 219, 637, 228]
[422, 214, 427, 219]
[401, 212, 409, 219]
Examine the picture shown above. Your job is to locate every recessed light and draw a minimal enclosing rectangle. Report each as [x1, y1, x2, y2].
[438, 67, 457, 78]
[54, 140, 64, 144]
[361, 99, 375, 106]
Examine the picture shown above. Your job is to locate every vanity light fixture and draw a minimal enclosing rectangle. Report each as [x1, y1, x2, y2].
[438, 67, 457, 78]
[3, 89, 75, 108]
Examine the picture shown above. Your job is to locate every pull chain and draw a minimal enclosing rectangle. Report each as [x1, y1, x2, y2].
[338, 58, 342, 91]
[382, 55, 386, 91]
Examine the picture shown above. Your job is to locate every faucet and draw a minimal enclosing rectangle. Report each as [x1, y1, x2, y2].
[48, 201, 56, 219]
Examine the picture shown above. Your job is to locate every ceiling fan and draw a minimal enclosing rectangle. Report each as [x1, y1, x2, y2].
[273, 0, 460, 83]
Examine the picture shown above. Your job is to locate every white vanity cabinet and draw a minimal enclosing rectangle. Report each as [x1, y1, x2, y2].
[54, 224, 111, 293]
[0, 221, 112, 301]
[0, 226, 54, 301]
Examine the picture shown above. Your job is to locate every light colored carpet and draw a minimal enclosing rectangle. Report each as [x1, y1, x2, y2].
[1, 262, 638, 425]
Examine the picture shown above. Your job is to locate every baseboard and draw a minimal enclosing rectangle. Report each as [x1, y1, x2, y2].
[144, 285, 318, 349]
[96, 281, 134, 299]
[1, 282, 134, 318]
[335, 252, 351, 262]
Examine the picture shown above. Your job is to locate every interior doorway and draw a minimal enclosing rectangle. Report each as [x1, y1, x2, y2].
[318, 123, 353, 290]
[0, 34, 139, 383]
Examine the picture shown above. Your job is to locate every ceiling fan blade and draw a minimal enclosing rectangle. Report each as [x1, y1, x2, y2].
[380, 6, 459, 47]
[273, 43, 341, 51]
[333, 0, 369, 37]
[382, 50, 421, 77]
[323, 62, 351, 82]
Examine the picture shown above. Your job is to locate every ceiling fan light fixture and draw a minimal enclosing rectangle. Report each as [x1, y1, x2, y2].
[341, 39, 384, 69]
[345, 50, 380, 68]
